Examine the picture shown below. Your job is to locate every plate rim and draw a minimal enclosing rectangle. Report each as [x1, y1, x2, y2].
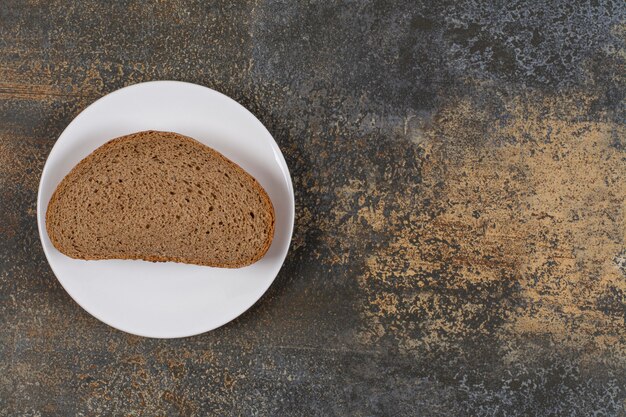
[36, 80, 295, 338]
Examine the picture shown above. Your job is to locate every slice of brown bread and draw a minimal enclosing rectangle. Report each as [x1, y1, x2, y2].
[46, 131, 275, 268]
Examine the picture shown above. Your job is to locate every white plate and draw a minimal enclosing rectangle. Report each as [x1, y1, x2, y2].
[37, 81, 294, 338]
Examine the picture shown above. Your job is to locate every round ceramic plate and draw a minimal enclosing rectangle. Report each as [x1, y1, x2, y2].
[37, 81, 294, 338]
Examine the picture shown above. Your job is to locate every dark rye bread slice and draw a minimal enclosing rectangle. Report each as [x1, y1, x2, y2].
[46, 131, 275, 268]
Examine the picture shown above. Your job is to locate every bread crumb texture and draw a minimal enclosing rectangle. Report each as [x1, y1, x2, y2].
[46, 131, 275, 268]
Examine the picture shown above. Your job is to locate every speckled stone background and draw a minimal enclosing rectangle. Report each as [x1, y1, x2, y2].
[0, 1, 625, 416]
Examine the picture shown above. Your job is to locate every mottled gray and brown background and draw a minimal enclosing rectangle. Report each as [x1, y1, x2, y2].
[1, 1, 625, 416]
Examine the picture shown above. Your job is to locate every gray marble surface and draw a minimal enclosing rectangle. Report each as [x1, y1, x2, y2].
[0, 1, 624, 415]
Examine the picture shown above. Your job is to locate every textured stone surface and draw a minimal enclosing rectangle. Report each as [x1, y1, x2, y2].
[0, 0, 624, 416]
